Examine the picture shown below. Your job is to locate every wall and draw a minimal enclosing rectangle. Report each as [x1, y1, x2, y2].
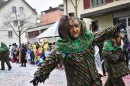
[92, 14, 113, 30]
[63, 0, 130, 28]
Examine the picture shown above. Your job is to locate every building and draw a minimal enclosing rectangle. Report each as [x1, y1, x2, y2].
[0, 0, 37, 46]
[27, 4, 64, 44]
[63, 0, 130, 40]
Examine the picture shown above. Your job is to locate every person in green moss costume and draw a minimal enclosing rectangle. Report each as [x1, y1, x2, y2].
[30, 15, 126, 86]
[102, 34, 130, 86]
[0, 42, 12, 70]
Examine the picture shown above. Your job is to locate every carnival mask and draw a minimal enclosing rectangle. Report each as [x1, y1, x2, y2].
[68, 18, 81, 39]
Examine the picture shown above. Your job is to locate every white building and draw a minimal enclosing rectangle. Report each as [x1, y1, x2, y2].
[0, 0, 37, 46]
[63, 0, 130, 40]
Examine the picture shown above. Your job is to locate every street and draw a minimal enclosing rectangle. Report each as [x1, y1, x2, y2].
[0, 62, 130, 86]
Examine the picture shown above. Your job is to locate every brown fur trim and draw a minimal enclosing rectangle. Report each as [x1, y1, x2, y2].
[58, 15, 69, 40]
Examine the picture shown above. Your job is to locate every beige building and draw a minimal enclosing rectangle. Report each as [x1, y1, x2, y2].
[63, 0, 130, 40]
[0, 0, 37, 46]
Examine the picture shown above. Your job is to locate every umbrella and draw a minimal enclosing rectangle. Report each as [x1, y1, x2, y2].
[35, 20, 59, 39]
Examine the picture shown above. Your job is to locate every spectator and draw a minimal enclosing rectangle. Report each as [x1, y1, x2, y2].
[30, 49, 35, 64]
[40, 50, 46, 60]
[20, 43, 27, 67]
[0, 42, 12, 70]
[120, 30, 129, 66]
[45, 48, 51, 58]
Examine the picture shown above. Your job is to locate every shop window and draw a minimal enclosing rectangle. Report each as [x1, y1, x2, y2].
[114, 18, 126, 27]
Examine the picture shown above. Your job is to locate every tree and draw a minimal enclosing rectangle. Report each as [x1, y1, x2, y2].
[2, 11, 36, 45]
[70, 0, 81, 17]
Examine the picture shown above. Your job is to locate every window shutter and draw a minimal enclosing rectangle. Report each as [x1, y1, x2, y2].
[105, 0, 114, 3]
[83, 0, 90, 9]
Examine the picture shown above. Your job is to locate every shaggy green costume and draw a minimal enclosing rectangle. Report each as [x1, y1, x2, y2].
[0, 42, 11, 70]
[31, 20, 121, 86]
[102, 40, 130, 86]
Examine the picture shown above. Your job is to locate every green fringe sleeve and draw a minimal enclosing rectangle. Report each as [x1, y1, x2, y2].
[33, 50, 63, 82]
[94, 26, 117, 46]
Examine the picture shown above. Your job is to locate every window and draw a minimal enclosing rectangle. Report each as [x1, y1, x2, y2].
[41, 29, 46, 33]
[114, 18, 126, 26]
[25, 31, 27, 37]
[8, 31, 12, 38]
[20, 20, 24, 26]
[128, 18, 130, 26]
[83, 0, 113, 9]
[91, 0, 104, 6]
[13, 20, 18, 27]
[28, 31, 39, 38]
[19, 7, 24, 13]
[12, 6, 16, 13]
[91, 21, 98, 32]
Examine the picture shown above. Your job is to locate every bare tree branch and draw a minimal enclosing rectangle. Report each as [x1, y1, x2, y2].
[70, 0, 76, 8]
[3, 15, 19, 37]
[69, 0, 81, 17]
[1, 10, 36, 45]
[77, 0, 81, 6]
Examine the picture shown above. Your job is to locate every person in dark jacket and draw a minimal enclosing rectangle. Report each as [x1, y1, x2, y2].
[120, 30, 129, 66]
[20, 43, 27, 67]
[30, 49, 35, 64]
[0, 42, 12, 70]
[40, 50, 46, 60]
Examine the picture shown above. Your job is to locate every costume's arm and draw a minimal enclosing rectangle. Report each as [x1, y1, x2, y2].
[30, 50, 64, 85]
[94, 22, 125, 45]
[102, 50, 119, 63]
[94, 26, 117, 43]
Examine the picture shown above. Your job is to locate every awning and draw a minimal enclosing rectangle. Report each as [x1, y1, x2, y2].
[35, 20, 59, 39]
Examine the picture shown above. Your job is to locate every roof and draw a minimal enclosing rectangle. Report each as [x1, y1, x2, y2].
[0, 0, 11, 9]
[23, 0, 37, 15]
[27, 22, 55, 30]
[0, 0, 37, 14]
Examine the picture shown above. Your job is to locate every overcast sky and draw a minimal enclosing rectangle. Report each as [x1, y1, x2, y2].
[25, 0, 63, 14]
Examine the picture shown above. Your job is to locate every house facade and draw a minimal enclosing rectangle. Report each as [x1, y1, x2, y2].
[0, 0, 37, 46]
[27, 4, 64, 44]
[63, 0, 130, 40]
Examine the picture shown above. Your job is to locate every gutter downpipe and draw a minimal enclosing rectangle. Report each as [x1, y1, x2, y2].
[65, 0, 68, 14]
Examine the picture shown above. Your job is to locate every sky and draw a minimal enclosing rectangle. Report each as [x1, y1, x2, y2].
[25, 0, 63, 14]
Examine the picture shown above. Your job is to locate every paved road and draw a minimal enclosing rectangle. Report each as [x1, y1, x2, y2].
[0, 62, 130, 86]
[0, 62, 67, 86]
